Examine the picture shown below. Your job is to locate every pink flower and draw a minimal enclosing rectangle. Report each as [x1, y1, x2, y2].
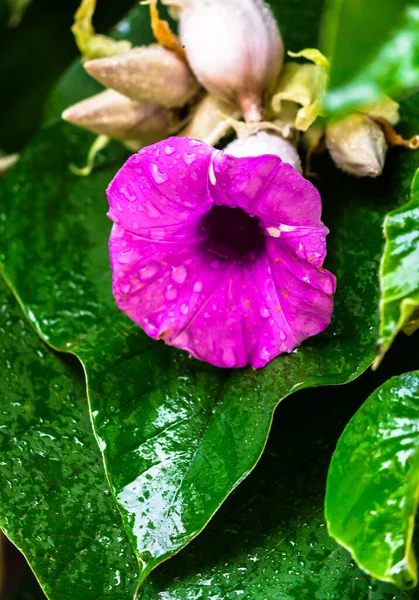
[107, 137, 336, 369]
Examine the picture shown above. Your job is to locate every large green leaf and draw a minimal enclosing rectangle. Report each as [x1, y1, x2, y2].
[1, 0, 419, 588]
[0, 276, 139, 600]
[322, 0, 419, 115]
[326, 371, 419, 590]
[375, 169, 419, 366]
[139, 383, 414, 600]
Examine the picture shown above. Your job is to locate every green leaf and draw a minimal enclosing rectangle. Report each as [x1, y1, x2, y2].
[4, 0, 32, 26]
[322, 0, 419, 115]
[0, 276, 139, 600]
[139, 385, 411, 600]
[374, 169, 419, 367]
[1, 0, 418, 588]
[325, 371, 419, 590]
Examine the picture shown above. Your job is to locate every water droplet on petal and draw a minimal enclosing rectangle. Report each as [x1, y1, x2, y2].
[165, 286, 178, 301]
[151, 163, 168, 184]
[183, 152, 196, 165]
[165, 145, 175, 155]
[193, 281, 203, 293]
[180, 304, 189, 315]
[120, 283, 132, 294]
[139, 263, 159, 281]
[222, 347, 236, 367]
[260, 307, 270, 318]
[260, 346, 271, 360]
[172, 265, 187, 284]
[279, 331, 287, 341]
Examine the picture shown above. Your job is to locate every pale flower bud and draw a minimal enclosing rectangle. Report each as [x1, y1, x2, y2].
[178, 0, 283, 122]
[62, 89, 181, 141]
[0, 153, 19, 177]
[225, 130, 302, 173]
[84, 45, 200, 109]
[326, 114, 387, 178]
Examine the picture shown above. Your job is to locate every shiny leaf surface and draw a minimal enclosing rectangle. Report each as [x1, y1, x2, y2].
[375, 169, 419, 366]
[322, 0, 419, 115]
[0, 276, 139, 600]
[139, 384, 414, 600]
[326, 371, 419, 589]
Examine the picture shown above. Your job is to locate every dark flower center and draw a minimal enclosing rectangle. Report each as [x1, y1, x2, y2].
[201, 205, 265, 260]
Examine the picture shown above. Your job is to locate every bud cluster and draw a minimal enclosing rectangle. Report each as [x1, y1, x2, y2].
[63, 0, 414, 178]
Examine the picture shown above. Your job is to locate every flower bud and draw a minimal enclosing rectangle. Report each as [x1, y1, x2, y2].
[178, 0, 283, 122]
[62, 89, 181, 142]
[0, 153, 19, 177]
[84, 45, 200, 109]
[225, 130, 302, 173]
[326, 114, 387, 178]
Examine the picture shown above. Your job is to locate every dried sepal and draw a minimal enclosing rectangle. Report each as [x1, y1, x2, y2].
[271, 57, 328, 132]
[72, 0, 131, 60]
[180, 95, 239, 146]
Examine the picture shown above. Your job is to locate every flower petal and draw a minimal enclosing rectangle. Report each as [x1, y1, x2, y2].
[108, 138, 336, 369]
[210, 152, 329, 265]
[107, 137, 214, 242]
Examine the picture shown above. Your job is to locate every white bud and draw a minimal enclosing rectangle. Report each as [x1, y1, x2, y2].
[326, 114, 387, 178]
[178, 0, 283, 122]
[0, 153, 19, 177]
[62, 89, 180, 141]
[84, 45, 200, 108]
[225, 131, 302, 173]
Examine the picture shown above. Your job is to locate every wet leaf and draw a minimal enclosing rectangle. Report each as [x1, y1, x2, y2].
[137, 373, 419, 599]
[326, 371, 419, 590]
[374, 169, 419, 367]
[322, 0, 419, 115]
[0, 276, 138, 600]
[1, 0, 419, 589]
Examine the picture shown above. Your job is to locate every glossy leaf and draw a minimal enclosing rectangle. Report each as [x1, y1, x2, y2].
[0, 276, 139, 600]
[326, 371, 419, 590]
[1, 1, 419, 590]
[322, 0, 419, 115]
[374, 169, 419, 367]
[139, 384, 413, 600]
